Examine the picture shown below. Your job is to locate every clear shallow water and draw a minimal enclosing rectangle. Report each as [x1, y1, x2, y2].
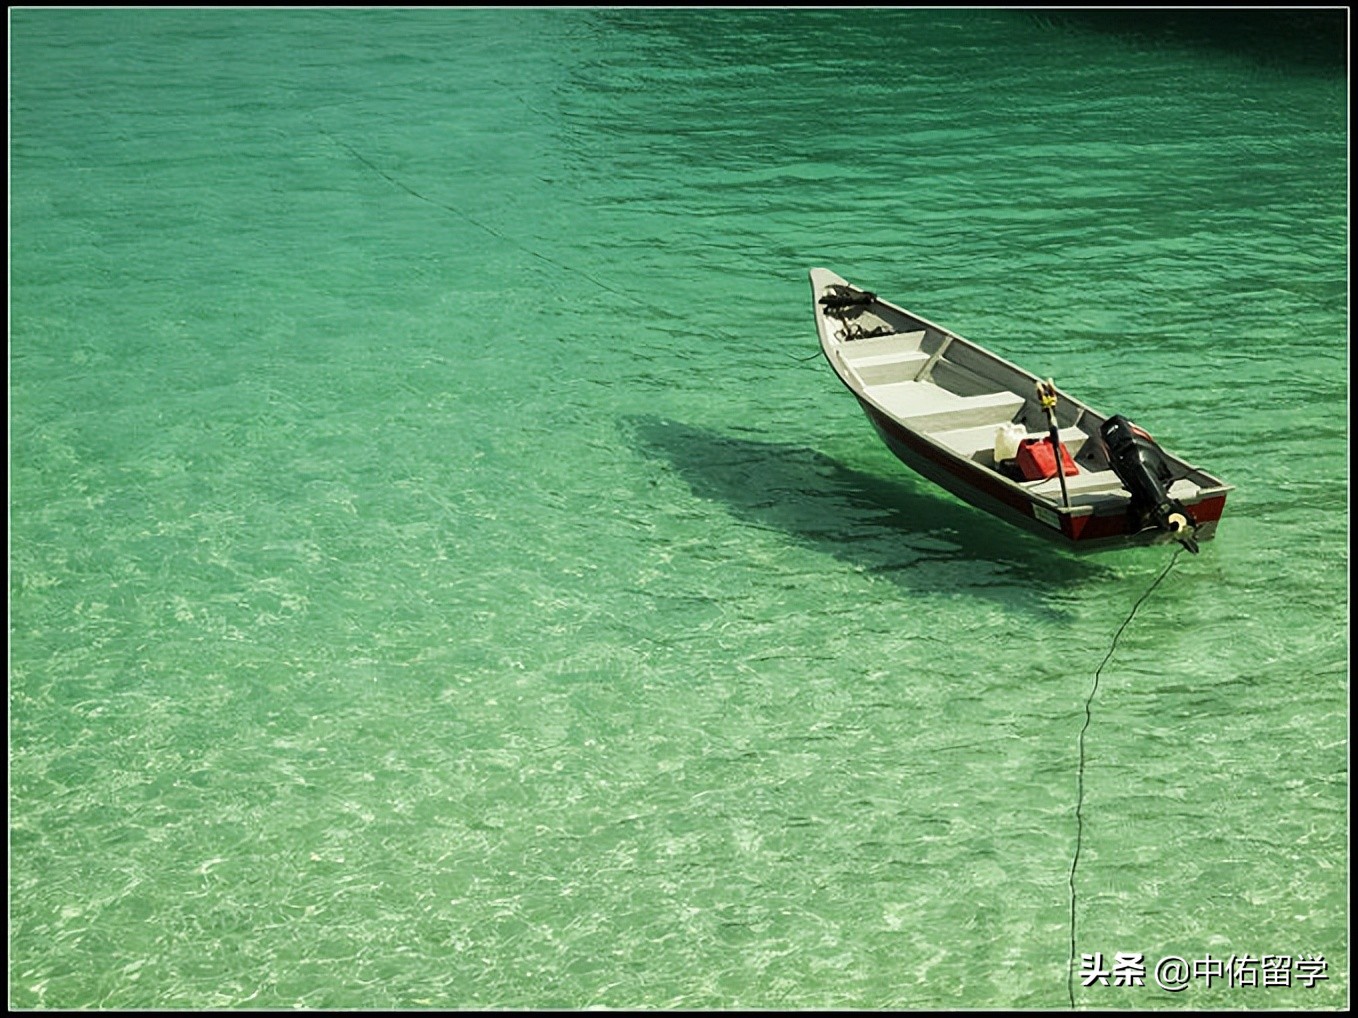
[9, 8, 1347, 1010]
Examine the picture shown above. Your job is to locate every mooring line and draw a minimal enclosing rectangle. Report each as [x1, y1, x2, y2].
[320, 131, 848, 364]
[1066, 546, 1182, 1009]
[319, 130, 647, 309]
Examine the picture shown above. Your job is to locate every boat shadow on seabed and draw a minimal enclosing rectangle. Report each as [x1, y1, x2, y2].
[626, 416, 1124, 620]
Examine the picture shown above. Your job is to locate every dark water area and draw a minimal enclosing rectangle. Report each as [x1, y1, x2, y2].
[1040, 8, 1350, 72]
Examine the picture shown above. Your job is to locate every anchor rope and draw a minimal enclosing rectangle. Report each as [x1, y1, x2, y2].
[319, 130, 648, 310]
[323, 132, 854, 363]
[1066, 546, 1182, 1008]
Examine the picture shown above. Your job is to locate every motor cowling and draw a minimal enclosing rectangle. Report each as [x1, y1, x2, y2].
[1100, 415, 1199, 553]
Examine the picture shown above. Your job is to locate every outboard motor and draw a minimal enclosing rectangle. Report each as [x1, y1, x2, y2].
[1100, 415, 1200, 553]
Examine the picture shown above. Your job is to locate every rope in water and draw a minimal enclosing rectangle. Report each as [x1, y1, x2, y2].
[319, 130, 646, 309]
[1066, 547, 1182, 1009]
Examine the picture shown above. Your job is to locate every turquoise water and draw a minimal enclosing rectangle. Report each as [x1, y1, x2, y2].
[9, 8, 1347, 1010]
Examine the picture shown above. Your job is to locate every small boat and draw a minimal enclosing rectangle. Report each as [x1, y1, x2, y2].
[809, 268, 1231, 552]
